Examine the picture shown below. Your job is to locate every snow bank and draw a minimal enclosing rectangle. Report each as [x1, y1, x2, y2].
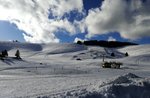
[45, 73, 150, 98]
[80, 73, 150, 98]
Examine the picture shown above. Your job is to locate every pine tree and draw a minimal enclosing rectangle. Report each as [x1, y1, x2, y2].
[1, 50, 8, 57]
[125, 52, 129, 56]
[111, 52, 115, 57]
[77, 41, 82, 45]
[4, 50, 8, 57]
[15, 49, 21, 59]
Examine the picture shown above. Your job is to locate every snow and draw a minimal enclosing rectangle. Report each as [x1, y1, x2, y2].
[0, 41, 150, 98]
[78, 73, 150, 98]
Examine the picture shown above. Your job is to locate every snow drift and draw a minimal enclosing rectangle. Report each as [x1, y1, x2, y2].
[49, 73, 150, 98]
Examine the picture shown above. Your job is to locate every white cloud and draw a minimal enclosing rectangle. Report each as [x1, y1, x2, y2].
[0, 0, 83, 43]
[1, 0, 150, 43]
[85, 0, 150, 40]
[74, 37, 87, 43]
[108, 36, 116, 42]
[49, 0, 83, 17]
[74, 37, 84, 43]
[74, 19, 86, 33]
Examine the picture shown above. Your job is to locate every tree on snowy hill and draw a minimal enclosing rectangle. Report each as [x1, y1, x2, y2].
[125, 52, 129, 56]
[15, 49, 21, 59]
[111, 52, 115, 57]
[77, 41, 83, 45]
[2, 50, 8, 57]
[0, 50, 8, 60]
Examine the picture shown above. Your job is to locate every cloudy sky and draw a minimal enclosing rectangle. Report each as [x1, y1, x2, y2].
[0, 0, 150, 44]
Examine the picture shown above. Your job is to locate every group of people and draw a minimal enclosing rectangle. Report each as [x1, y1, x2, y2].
[0, 49, 21, 60]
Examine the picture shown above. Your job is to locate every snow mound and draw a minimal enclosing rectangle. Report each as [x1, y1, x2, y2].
[110, 75, 131, 84]
[48, 73, 150, 98]
[82, 79, 150, 98]
[83, 73, 150, 98]
[124, 73, 140, 78]
[99, 73, 140, 87]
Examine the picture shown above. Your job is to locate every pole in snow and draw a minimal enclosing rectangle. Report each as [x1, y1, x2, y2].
[102, 54, 105, 62]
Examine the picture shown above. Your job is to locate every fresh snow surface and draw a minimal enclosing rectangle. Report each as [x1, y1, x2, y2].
[0, 41, 150, 98]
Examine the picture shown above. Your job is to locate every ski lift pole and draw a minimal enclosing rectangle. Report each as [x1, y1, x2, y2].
[102, 54, 105, 62]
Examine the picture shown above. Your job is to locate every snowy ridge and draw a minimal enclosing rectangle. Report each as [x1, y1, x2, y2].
[42, 43, 87, 54]
[118, 44, 150, 65]
[0, 41, 42, 51]
[118, 44, 150, 56]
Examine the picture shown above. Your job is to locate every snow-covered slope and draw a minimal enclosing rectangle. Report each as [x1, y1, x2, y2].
[118, 44, 150, 66]
[118, 45, 150, 56]
[0, 41, 42, 51]
[0, 41, 150, 98]
[42, 43, 87, 54]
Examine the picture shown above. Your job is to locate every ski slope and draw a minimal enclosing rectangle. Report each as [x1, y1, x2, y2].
[0, 41, 150, 98]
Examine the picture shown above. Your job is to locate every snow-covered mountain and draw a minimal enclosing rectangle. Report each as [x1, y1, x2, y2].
[0, 41, 150, 98]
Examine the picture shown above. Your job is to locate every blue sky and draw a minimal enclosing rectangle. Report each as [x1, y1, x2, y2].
[0, 21, 25, 42]
[0, 0, 150, 44]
